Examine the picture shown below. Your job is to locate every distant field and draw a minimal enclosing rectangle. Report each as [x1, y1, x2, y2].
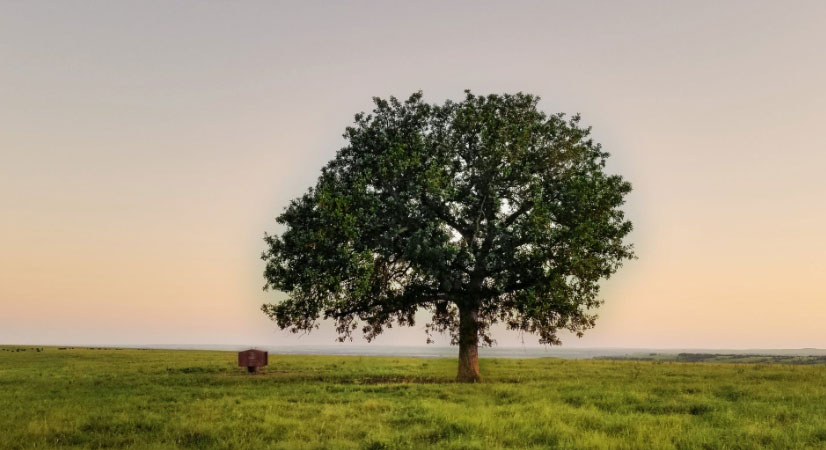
[596, 353, 826, 365]
[2, 347, 826, 449]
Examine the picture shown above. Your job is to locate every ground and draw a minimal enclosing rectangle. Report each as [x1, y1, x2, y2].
[2, 347, 826, 449]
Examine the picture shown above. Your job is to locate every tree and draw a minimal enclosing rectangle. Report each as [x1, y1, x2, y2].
[262, 91, 634, 382]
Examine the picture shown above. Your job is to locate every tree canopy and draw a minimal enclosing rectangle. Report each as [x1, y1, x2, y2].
[262, 91, 634, 381]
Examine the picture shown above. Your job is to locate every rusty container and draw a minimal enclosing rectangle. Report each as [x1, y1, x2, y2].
[238, 349, 268, 373]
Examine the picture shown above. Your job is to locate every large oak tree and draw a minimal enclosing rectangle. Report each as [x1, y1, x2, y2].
[262, 91, 634, 381]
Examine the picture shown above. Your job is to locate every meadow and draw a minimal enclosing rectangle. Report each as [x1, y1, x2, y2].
[2, 347, 826, 449]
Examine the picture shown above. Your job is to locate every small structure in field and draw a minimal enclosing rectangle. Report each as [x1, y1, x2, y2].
[238, 349, 268, 373]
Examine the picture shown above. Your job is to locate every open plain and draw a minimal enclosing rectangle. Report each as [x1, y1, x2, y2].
[2, 347, 826, 449]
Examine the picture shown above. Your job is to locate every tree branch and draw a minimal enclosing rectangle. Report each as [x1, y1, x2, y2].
[420, 193, 473, 239]
[503, 200, 533, 227]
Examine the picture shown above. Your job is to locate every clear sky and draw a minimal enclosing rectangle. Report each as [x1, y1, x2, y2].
[2, 1, 825, 349]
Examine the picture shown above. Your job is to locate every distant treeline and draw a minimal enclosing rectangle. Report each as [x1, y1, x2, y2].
[596, 353, 826, 365]
[0, 347, 152, 353]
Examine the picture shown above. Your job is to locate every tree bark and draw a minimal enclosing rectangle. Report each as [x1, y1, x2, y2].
[457, 304, 481, 382]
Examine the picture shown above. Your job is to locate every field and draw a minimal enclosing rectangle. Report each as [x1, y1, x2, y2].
[2, 347, 826, 449]
[596, 353, 826, 365]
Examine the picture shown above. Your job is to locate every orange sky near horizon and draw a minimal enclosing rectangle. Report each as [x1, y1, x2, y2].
[2, 1, 825, 349]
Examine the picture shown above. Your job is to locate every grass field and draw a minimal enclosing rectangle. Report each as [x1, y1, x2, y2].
[2, 347, 826, 449]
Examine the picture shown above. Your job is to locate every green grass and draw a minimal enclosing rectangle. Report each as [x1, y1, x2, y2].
[2, 347, 826, 449]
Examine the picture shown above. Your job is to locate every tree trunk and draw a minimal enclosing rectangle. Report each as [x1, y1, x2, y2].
[457, 304, 481, 382]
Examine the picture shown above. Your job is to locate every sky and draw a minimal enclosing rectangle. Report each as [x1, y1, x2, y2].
[1, 1, 825, 349]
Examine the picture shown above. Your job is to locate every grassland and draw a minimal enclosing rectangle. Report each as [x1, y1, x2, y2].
[2, 347, 826, 449]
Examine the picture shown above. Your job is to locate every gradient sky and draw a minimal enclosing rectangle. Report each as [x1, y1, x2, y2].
[2, 1, 825, 348]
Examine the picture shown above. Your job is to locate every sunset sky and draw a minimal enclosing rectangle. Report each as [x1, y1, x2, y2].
[2, 1, 825, 349]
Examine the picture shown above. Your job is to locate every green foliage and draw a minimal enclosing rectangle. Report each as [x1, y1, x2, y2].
[262, 91, 634, 347]
[3, 347, 826, 449]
